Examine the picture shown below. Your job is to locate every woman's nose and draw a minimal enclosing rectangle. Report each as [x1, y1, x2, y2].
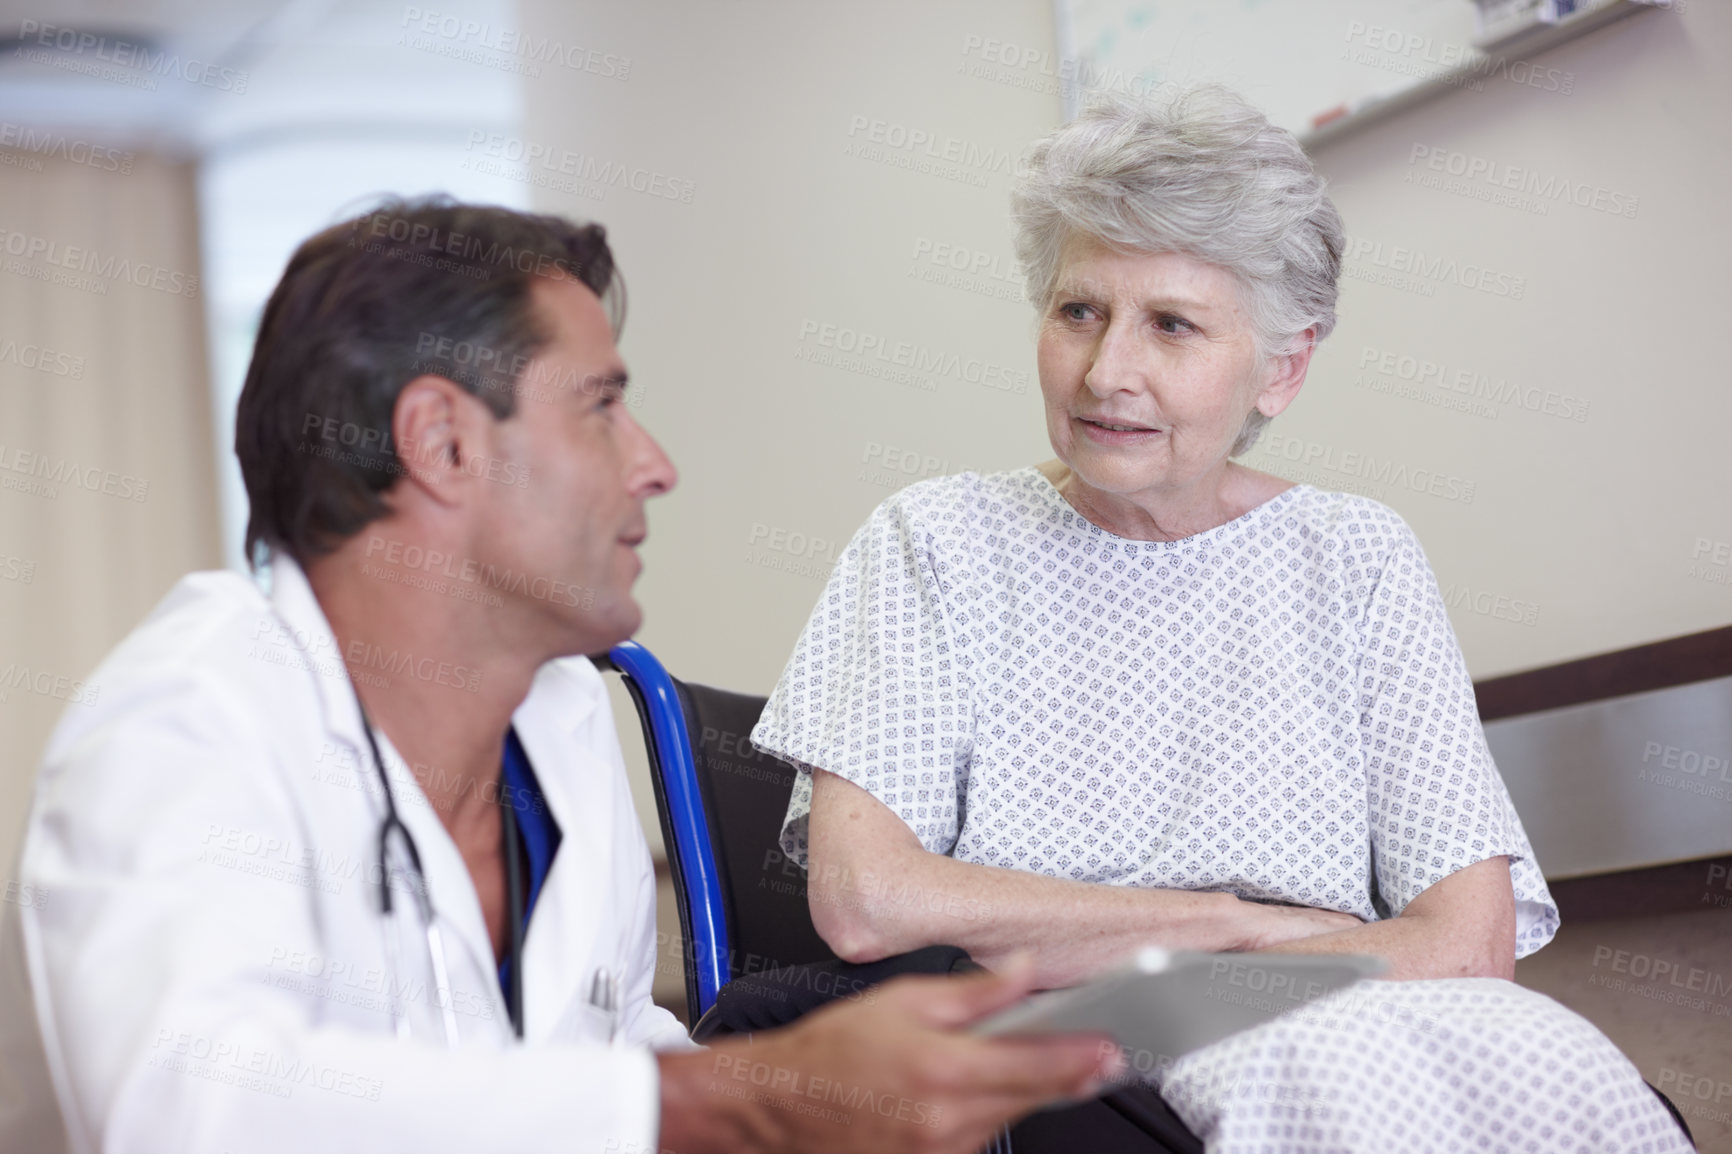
[1083, 322, 1148, 397]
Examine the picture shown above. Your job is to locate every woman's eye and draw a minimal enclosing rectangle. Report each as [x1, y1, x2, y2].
[1157, 314, 1194, 334]
[1060, 302, 1093, 322]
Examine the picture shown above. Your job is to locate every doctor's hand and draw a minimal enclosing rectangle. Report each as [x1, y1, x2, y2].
[656, 952, 1122, 1154]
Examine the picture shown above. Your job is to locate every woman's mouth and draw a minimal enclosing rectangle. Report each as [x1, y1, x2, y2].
[1078, 417, 1162, 443]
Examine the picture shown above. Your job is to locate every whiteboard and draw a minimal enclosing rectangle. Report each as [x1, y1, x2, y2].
[1057, 0, 1489, 139]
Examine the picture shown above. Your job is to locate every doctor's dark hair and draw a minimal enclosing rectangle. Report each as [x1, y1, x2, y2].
[234, 195, 625, 567]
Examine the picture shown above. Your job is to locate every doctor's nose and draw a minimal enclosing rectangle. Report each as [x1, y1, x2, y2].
[622, 411, 677, 499]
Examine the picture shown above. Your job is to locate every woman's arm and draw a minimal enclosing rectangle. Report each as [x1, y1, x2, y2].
[1253, 855, 1517, 980]
[807, 770, 1363, 989]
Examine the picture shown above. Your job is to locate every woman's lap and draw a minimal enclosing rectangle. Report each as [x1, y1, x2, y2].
[1156, 978, 1693, 1154]
[702, 956, 1692, 1151]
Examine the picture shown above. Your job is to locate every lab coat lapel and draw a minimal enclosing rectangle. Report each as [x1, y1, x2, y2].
[370, 729, 513, 1034]
[510, 658, 613, 1044]
[266, 555, 371, 773]
[266, 553, 512, 1036]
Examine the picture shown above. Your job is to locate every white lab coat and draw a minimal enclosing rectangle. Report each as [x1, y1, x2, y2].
[0, 555, 694, 1154]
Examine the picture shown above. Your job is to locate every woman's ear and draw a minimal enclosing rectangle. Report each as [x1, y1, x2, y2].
[1255, 329, 1316, 418]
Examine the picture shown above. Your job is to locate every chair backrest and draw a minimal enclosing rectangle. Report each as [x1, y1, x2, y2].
[674, 679, 838, 979]
[605, 642, 836, 1022]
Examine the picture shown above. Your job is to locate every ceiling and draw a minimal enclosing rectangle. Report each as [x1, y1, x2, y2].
[0, 0, 295, 73]
[0, 0, 518, 154]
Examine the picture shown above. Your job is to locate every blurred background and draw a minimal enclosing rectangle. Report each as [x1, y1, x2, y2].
[1, 0, 1728, 1145]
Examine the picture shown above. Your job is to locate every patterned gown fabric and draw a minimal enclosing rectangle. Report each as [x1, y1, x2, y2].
[752, 468, 1691, 1153]
[1159, 978, 1690, 1153]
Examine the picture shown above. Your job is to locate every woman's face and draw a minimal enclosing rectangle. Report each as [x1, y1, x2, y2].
[1036, 236, 1297, 502]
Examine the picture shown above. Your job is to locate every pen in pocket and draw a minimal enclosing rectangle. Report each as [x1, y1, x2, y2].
[589, 967, 621, 1044]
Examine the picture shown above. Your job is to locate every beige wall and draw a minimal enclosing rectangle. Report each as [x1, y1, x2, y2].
[1289, 0, 1731, 677]
[520, 0, 1062, 716]
[521, 0, 1729, 738]
[517, 0, 1730, 855]
[513, 10, 1732, 1139]
[518, 0, 1072, 852]
[0, 153, 222, 871]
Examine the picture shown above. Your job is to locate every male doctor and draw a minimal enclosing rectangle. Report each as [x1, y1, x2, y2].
[0, 199, 1118, 1153]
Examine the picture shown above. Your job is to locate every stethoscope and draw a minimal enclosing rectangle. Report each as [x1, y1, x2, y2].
[350, 677, 527, 1045]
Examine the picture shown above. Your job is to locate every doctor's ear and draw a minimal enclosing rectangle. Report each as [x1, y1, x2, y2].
[391, 376, 495, 504]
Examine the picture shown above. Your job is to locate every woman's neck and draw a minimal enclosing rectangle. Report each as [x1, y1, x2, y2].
[1034, 458, 1293, 542]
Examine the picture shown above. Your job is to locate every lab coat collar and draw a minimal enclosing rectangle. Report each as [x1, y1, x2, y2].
[516, 657, 603, 749]
[263, 550, 611, 1043]
[261, 552, 603, 762]
[511, 659, 614, 1043]
[265, 552, 372, 766]
[262, 554, 504, 1017]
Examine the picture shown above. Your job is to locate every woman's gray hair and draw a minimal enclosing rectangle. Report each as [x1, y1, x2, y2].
[1011, 86, 1345, 455]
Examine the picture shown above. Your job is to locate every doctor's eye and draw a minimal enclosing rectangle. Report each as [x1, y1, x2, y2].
[588, 377, 628, 412]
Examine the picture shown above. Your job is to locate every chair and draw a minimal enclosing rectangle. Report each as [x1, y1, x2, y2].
[600, 640, 837, 1024]
[601, 641, 1208, 1154]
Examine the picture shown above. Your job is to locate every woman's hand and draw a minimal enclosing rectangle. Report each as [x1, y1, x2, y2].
[1236, 900, 1365, 951]
[1243, 858, 1517, 980]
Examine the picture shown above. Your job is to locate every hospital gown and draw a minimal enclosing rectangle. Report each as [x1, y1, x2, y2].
[754, 467, 1690, 1154]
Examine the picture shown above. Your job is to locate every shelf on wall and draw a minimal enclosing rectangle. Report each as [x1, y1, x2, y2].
[1300, 0, 1668, 151]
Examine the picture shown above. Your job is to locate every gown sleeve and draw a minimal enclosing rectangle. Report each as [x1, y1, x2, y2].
[753, 489, 976, 871]
[1356, 507, 1560, 957]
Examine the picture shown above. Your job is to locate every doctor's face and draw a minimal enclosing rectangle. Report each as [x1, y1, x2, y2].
[471, 277, 676, 650]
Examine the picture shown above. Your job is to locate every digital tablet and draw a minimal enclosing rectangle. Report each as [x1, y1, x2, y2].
[972, 947, 1387, 1071]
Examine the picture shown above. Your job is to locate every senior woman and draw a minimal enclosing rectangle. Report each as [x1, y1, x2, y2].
[751, 89, 1691, 1153]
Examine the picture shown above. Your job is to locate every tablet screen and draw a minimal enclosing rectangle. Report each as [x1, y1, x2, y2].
[972, 948, 1387, 1072]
